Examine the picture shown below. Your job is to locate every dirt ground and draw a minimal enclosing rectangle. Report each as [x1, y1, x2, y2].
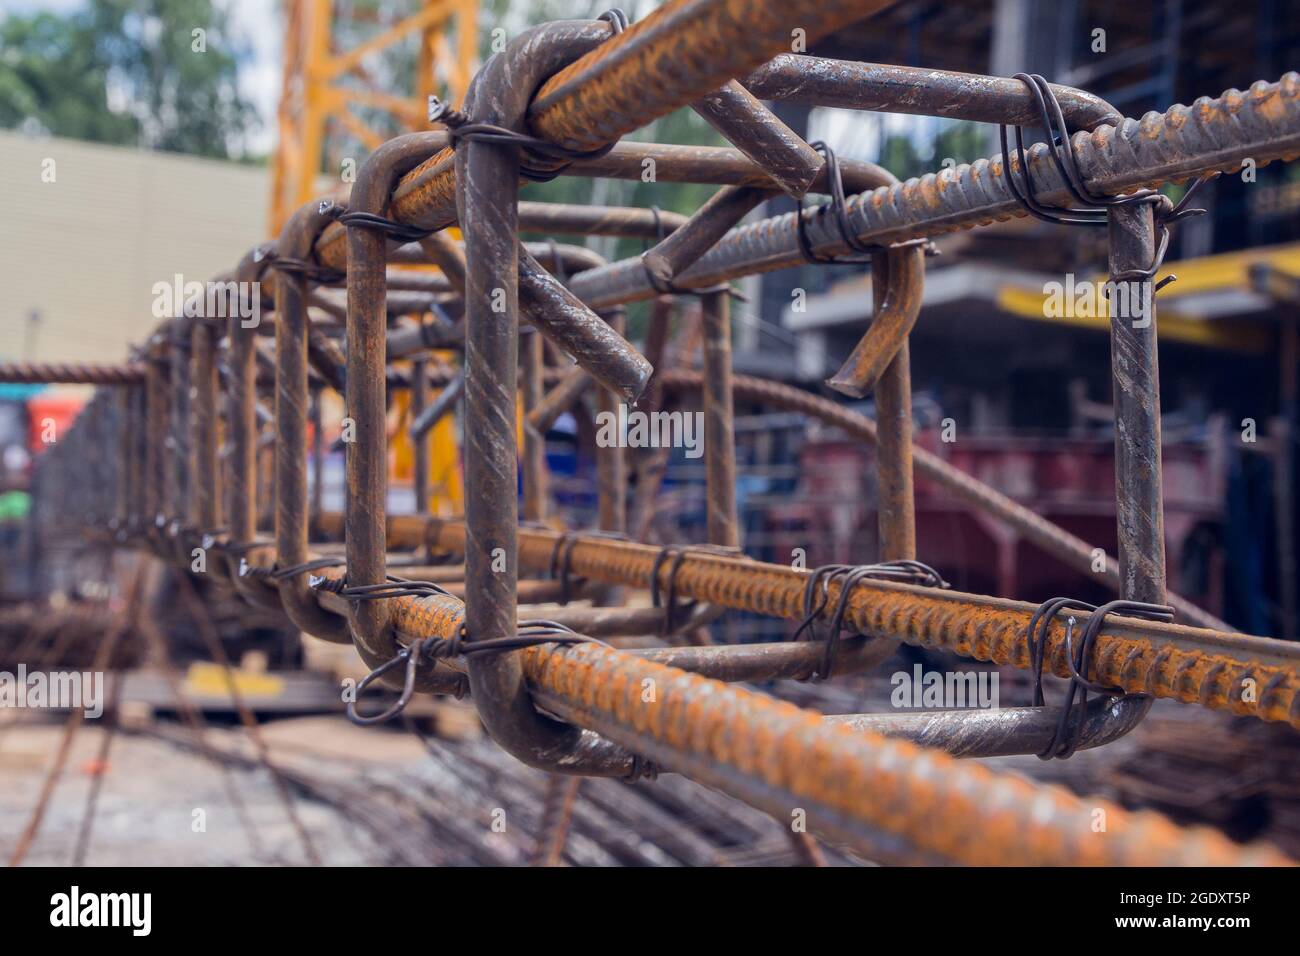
[0, 717, 396, 865]
[4, 689, 1295, 865]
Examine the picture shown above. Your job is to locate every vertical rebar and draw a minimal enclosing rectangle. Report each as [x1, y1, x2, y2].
[873, 253, 917, 562]
[1107, 204, 1167, 604]
[309, 388, 324, 535]
[191, 318, 220, 533]
[595, 310, 627, 534]
[411, 356, 430, 514]
[701, 289, 738, 547]
[227, 290, 259, 546]
[345, 211, 395, 658]
[168, 323, 193, 529]
[144, 354, 168, 531]
[521, 333, 548, 523]
[277, 206, 352, 642]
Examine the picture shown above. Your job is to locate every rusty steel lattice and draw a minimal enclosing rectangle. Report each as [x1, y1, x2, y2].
[9, 0, 1300, 866]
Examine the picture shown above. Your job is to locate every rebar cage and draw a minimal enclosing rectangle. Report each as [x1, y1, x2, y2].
[7, 0, 1300, 866]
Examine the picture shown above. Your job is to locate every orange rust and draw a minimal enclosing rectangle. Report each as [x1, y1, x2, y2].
[527, 0, 900, 152]
[520, 642, 1294, 865]
[363, 516, 1300, 730]
[390, 591, 465, 640]
[314, 0, 898, 269]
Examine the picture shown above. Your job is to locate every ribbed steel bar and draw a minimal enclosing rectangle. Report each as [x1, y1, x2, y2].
[870, 256, 917, 562]
[226, 251, 268, 553]
[307, 1, 898, 269]
[166, 319, 193, 534]
[409, 371, 465, 439]
[519, 642, 1289, 865]
[236, 556, 1288, 863]
[38, 353, 1230, 629]
[641, 185, 773, 287]
[453, 22, 646, 777]
[826, 245, 925, 399]
[411, 356, 430, 513]
[517, 248, 652, 403]
[690, 81, 823, 197]
[126, 382, 145, 534]
[825, 697, 1147, 759]
[701, 289, 738, 548]
[312, 143, 911, 272]
[276, 201, 354, 644]
[522, 334, 548, 523]
[518, 201, 688, 238]
[564, 73, 1300, 308]
[347, 514, 1300, 728]
[743, 55, 1122, 128]
[1109, 204, 1167, 605]
[0, 362, 146, 385]
[658, 370, 1231, 631]
[595, 309, 628, 535]
[143, 354, 166, 531]
[343, 133, 445, 661]
[35, 12, 1300, 867]
[524, 0, 896, 151]
[526, 363, 590, 435]
[191, 319, 220, 534]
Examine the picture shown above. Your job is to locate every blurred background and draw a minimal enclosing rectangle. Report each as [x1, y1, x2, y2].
[1, 0, 1299, 865]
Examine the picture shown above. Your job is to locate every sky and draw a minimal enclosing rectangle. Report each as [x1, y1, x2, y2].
[6, 0, 284, 154]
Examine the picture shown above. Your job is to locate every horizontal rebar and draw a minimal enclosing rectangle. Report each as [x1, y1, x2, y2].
[322, 514, 1300, 730]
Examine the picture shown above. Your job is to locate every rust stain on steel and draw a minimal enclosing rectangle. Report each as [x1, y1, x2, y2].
[641, 185, 773, 286]
[396, 517, 1300, 729]
[564, 73, 1300, 309]
[826, 244, 925, 398]
[701, 289, 738, 547]
[518, 248, 653, 403]
[520, 642, 1292, 865]
[526, 0, 901, 152]
[691, 81, 824, 198]
[0, 362, 146, 385]
[745, 55, 1121, 129]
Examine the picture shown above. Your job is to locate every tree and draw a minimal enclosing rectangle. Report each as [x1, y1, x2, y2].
[0, 0, 258, 161]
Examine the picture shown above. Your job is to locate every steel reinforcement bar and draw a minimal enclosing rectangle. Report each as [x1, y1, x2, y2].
[301, 71, 1300, 304]
[24, 1, 1300, 865]
[0, 357, 1238, 632]
[323, 514, 1300, 730]
[564, 72, 1300, 307]
[307, 0, 898, 268]
[194, 558, 1291, 865]
[517, 642, 1291, 865]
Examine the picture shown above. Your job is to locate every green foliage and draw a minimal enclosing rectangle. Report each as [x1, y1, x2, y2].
[878, 120, 985, 182]
[0, 0, 258, 160]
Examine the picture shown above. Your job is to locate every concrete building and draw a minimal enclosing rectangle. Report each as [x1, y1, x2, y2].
[2, 129, 268, 364]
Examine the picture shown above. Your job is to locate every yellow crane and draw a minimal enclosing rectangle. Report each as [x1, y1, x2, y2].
[270, 0, 477, 234]
[272, 0, 474, 514]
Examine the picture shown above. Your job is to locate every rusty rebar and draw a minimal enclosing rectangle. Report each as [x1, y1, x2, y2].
[31, 15, 1300, 867]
